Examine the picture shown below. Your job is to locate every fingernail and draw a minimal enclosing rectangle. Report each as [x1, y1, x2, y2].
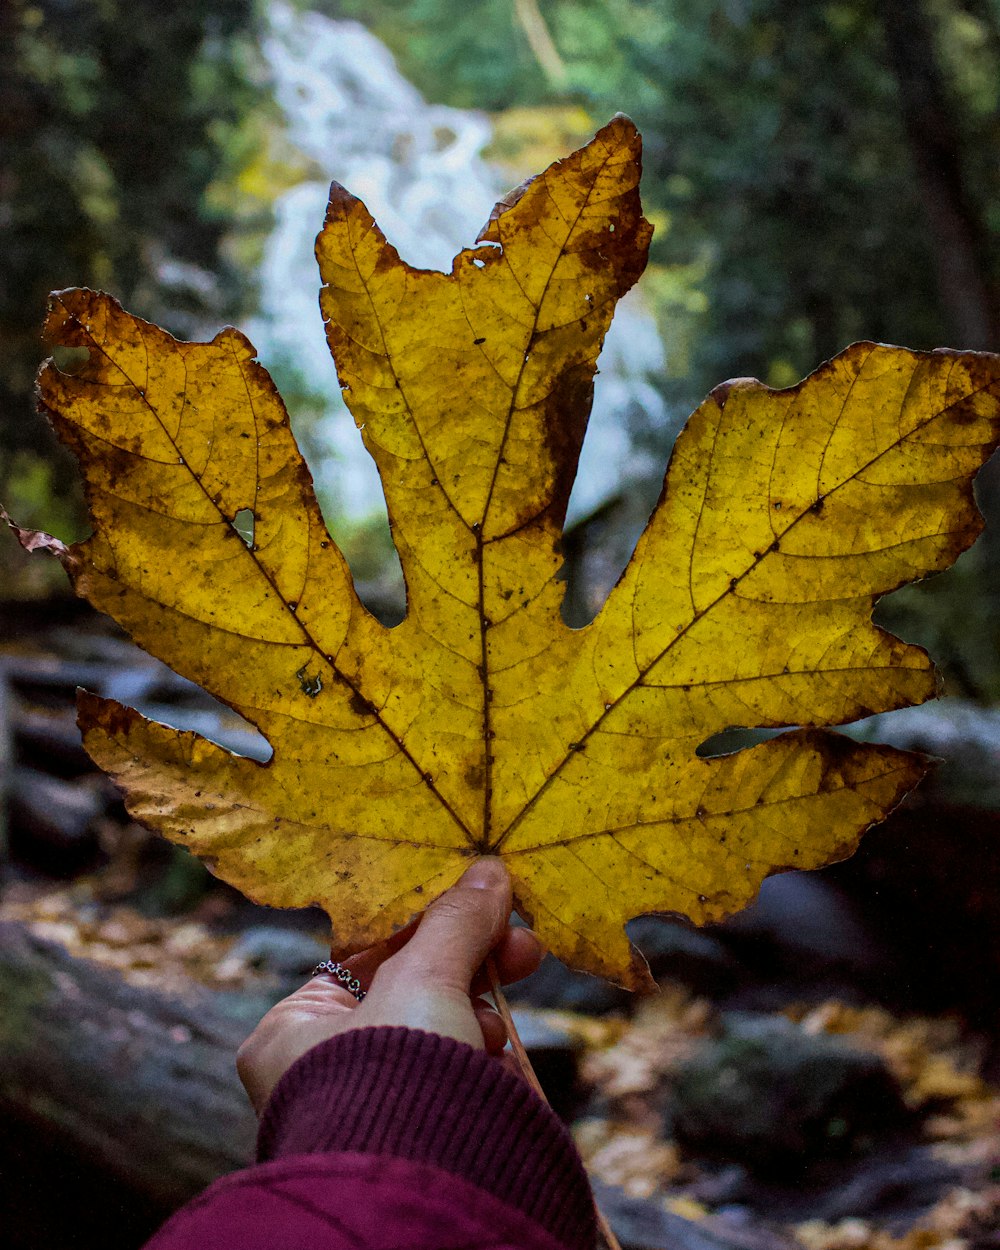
[461, 857, 507, 890]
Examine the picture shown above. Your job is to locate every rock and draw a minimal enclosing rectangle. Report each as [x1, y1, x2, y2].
[713, 872, 888, 999]
[505, 952, 633, 1014]
[1, 653, 126, 699]
[688, 1144, 963, 1224]
[789, 1143, 962, 1223]
[590, 1179, 800, 1250]
[509, 1008, 575, 1050]
[825, 803, 1000, 1030]
[507, 922, 734, 1013]
[720, 874, 874, 964]
[628, 915, 737, 994]
[223, 925, 328, 978]
[510, 1008, 583, 1121]
[668, 1013, 910, 1176]
[8, 768, 107, 864]
[12, 704, 91, 777]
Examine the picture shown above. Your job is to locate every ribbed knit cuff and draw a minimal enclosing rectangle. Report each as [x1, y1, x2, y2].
[257, 1026, 596, 1249]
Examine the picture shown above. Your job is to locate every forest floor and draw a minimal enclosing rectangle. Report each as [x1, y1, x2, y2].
[2, 871, 999, 1250]
[3, 605, 1000, 1250]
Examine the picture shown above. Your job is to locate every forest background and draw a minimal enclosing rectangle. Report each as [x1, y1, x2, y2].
[4, 3, 1000, 1247]
[4, 0, 1000, 697]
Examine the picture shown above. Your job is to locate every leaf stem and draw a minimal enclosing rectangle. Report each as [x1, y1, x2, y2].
[485, 957, 623, 1250]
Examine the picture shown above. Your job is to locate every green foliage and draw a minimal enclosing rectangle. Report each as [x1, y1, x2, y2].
[342, 0, 999, 398]
[0, 0, 264, 531]
[875, 546, 1000, 702]
[613, 0, 943, 387]
[329, 0, 547, 109]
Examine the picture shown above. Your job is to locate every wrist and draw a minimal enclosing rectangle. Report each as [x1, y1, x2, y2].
[257, 1026, 597, 1248]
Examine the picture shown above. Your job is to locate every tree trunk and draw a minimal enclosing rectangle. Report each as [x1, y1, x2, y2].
[879, 0, 999, 350]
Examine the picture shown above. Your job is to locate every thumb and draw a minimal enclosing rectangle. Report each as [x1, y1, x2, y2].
[390, 858, 511, 991]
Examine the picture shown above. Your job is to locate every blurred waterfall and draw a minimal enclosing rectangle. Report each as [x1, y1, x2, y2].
[251, 1, 666, 523]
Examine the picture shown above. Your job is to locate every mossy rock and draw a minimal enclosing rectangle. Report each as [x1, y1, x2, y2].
[668, 1014, 910, 1176]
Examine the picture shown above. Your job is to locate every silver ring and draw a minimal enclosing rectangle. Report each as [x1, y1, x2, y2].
[312, 960, 366, 1002]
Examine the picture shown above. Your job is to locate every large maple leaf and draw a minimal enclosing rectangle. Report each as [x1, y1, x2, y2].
[15, 118, 1000, 988]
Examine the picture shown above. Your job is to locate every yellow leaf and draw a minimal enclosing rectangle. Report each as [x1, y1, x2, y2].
[18, 117, 1000, 988]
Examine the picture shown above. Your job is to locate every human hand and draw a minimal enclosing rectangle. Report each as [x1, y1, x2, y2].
[237, 858, 545, 1114]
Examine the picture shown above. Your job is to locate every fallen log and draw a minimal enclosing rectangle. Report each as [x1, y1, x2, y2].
[11, 702, 92, 776]
[0, 919, 261, 1242]
[8, 767, 107, 854]
[0, 922, 588, 1245]
[0, 920, 592, 1192]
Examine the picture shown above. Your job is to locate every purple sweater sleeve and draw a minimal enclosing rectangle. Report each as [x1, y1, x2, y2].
[144, 1026, 598, 1250]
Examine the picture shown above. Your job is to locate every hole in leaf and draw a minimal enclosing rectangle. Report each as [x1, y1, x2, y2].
[695, 726, 786, 758]
[51, 345, 91, 375]
[232, 508, 255, 547]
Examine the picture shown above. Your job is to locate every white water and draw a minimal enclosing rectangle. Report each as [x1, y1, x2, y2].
[250, 1, 666, 523]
